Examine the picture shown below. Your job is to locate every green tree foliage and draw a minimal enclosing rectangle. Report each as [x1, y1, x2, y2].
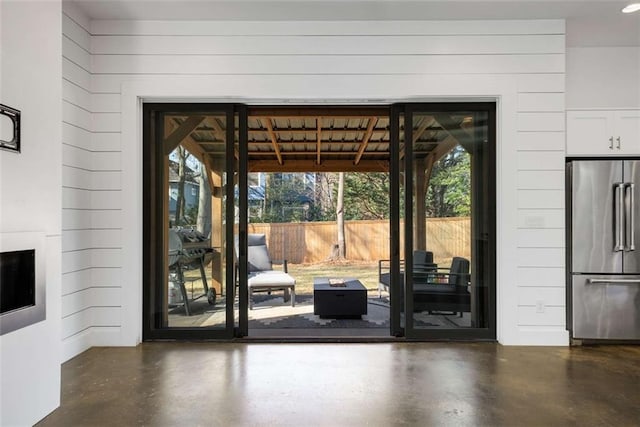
[343, 172, 391, 220]
[425, 146, 470, 218]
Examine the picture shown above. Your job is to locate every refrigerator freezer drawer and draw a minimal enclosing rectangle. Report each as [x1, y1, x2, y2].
[572, 275, 640, 340]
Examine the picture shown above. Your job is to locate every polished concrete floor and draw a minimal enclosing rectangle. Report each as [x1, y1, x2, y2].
[38, 343, 640, 426]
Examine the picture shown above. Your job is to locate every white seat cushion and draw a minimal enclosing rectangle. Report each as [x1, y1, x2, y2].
[248, 270, 296, 288]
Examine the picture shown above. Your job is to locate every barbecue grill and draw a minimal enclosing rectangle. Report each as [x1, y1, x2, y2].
[168, 227, 216, 315]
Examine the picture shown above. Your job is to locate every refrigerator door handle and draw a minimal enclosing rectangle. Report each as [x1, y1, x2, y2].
[587, 278, 640, 285]
[626, 183, 635, 251]
[615, 183, 625, 251]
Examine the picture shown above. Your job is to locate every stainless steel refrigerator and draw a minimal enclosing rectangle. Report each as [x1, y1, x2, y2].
[568, 159, 640, 340]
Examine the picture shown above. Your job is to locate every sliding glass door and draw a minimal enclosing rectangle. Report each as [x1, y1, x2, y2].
[391, 103, 496, 340]
[143, 104, 240, 339]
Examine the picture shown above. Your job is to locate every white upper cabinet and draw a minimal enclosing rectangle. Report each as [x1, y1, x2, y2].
[567, 110, 640, 156]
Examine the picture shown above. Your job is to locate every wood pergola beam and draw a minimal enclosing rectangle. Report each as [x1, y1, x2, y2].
[316, 117, 322, 165]
[354, 117, 377, 165]
[247, 128, 387, 135]
[400, 116, 436, 160]
[249, 159, 389, 173]
[248, 106, 388, 118]
[163, 116, 205, 155]
[264, 118, 284, 165]
[249, 151, 389, 157]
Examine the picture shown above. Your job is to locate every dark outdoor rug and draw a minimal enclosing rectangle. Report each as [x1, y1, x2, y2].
[247, 294, 463, 329]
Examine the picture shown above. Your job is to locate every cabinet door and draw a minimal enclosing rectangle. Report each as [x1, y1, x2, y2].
[566, 110, 615, 156]
[615, 110, 640, 155]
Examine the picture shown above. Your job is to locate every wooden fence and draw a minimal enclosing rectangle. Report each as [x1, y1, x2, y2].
[248, 217, 471, 264]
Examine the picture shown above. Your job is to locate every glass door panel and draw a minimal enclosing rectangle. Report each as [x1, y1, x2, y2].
[400, 104, 496, 339]
[144, 105, 236, 339]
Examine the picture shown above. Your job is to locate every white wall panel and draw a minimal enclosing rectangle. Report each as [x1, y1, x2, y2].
[517, 131, 565, 151]
[63, 57, 91, 90]
[63, 209, 93, 231]
[92, 53, 565, 75]
[91, 19, 564, 37]
[517, 190, 564, 209]
[517, 93, 565, 112]
[92, 34, 565, 55]
[73, 17, 568, 348]
[61, 268, 92, 294]
[517, 229, 564, 248]
[517, 112, 565, 132]
[517, 209, 564, 229]
[517, 152, 565, 171]
[63, 79, 92, 109]
[518, 306, 565, 326]
[92, 132, 121, 150]
[517, 170, 564, 190]
[63, 122, 92, 150]
[516, 267, 565, 287]
[518, 287, 565, 306]
[63, 101, 91, 130]
[62, 34, 91, 71]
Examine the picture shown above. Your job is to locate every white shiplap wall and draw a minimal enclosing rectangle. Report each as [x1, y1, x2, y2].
[62, 3, 122, 361]
[61, 18, 566, 357]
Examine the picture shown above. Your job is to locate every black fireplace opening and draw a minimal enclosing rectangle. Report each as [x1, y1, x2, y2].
[0, 249, 36, 314]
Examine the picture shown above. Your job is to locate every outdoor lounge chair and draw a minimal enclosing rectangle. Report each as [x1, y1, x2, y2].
[378, 254, 471, 316]
[243, 233, 296, 310]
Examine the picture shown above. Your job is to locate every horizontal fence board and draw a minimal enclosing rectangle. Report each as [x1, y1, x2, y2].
[92, 34, 565, 56]
[91, 19, 565, 37]
[517, 209, 564, 229]
[249, 217, 469, 264]
[517, 170, 564, 190]
[515, 266, 565, 287]
[92, 54, 565, 75]
[517, 131, 565, 152]
[518, 287, 565, 306]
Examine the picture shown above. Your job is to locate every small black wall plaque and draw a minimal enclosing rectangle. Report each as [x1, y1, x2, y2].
[0, 104, 21, 153]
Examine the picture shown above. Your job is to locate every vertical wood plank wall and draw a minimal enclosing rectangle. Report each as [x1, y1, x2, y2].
[61, 16, 566, 358]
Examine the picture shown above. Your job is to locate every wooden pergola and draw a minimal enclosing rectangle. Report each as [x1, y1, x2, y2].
[163, 106, 477, 293]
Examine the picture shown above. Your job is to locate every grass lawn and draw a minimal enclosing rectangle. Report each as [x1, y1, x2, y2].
[287, 261, 380, 294]
[181, 260, 381, 297]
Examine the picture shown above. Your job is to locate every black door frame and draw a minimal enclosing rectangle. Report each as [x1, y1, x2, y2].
[142, 103, 241, 340]
[391, 102, 497, 340]
[143, 102, 496, 341]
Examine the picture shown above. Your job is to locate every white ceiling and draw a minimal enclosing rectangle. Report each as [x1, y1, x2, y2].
[72, 0, 640, 47]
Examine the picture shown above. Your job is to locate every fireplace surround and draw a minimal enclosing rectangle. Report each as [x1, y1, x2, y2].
[0, 232, 45, 335]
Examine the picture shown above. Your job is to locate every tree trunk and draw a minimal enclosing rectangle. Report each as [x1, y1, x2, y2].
[175, 147, 186, 225]
[196, 166, 211, 236]
[336, 172, 346, 258]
